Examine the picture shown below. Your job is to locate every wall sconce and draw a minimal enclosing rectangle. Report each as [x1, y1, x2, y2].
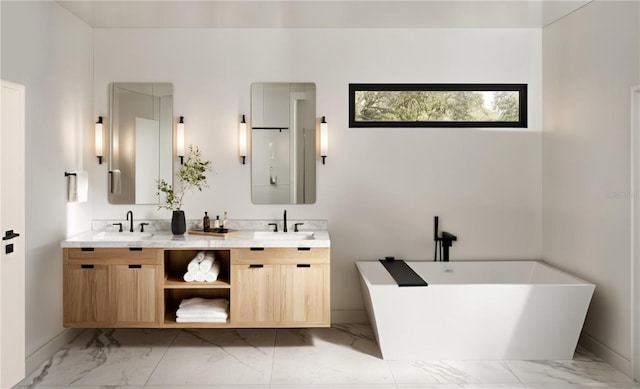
[320, 116, 328, 164]
[95, 116, 103, 164]
[239, 114, 247, 164]
[176, 116, 185, 164]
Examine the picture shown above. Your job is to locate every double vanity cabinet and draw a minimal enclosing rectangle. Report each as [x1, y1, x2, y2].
[62, 230, 330, 328]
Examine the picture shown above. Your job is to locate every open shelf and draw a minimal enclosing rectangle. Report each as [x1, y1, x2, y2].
[163, 287, 231, 328]
[164, 249, 231, 289]
[164, 274, 230, 289]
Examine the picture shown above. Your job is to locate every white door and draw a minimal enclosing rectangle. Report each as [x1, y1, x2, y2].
[0, 80, 26, 387]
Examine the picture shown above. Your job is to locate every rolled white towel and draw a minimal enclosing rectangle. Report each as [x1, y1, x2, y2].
[205, 270, 217, 282]
[199, 253, 215, 272]
[204, 261, 221, 282]
[187, 259, 200, 273]
[187, 251, 206, 273]
[183, 271, 195, 282]
[194, 271, 206, 282]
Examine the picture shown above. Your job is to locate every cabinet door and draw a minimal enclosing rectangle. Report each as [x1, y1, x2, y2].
[231, 264, 280, 325]
[111, 264, 159, 327]
[63, 263, 109, 327]
[280, 263, 329, 326]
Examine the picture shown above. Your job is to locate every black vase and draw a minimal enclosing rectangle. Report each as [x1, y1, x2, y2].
[171, 210, 186, 235]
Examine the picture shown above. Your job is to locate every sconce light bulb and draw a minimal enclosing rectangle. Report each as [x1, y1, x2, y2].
[177, 116, 185, 164]
[239, 114, 247, 165]
[320, 116, 328, 165]
[95, 116, 103, 164]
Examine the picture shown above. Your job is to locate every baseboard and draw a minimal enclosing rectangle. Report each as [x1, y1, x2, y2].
[25, 328, 84, 376]
[579, 332, 633, 378]
[331, 309, 369, 324]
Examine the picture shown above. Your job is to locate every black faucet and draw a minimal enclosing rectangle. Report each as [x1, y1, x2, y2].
[126, 210, 134, 232]
[433, 216, 457, 262]
[440, 231, 457, 262]
[283, 209, 288, 232]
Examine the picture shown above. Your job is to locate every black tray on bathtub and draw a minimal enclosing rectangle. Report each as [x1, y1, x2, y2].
[379, 258, 428, 287]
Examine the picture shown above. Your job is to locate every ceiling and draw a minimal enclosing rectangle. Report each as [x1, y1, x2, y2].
[56, 0, 591, 29]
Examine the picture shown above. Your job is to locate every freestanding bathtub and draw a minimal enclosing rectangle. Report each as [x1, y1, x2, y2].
[356, 260, 595, 360]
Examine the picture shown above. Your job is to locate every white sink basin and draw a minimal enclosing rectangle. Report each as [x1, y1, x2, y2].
[252, 231, 315, 241]
[93, 231, 154, 241]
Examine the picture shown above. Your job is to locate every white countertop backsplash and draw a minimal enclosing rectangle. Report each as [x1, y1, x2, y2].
[91, 219, 328, 232]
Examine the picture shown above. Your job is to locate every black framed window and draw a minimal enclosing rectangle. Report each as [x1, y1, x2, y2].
[349, 83, 527, 128]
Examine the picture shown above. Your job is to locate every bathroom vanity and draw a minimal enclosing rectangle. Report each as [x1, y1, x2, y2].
[61, 228, 330, 329]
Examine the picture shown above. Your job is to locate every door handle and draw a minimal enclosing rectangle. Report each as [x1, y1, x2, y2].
[2, 230, 20, 241]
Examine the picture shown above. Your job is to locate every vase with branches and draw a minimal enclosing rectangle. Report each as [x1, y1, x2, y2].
[157, 145, 212, 234]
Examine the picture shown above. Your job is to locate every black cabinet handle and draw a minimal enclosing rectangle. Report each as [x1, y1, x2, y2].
[81, 264, 94, 269]
[297, 264, 311, 268]
[297, 247, 311, 251]
[250, 247, 265, 251]
[129, 247, 143, 251]
[81, 247, 95, 252]
[249, 264, 264, 268]
[2, 230, 20, 241]
[128, 264, 142, 269]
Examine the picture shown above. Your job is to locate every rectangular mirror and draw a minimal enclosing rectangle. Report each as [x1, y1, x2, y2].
[251, 82, 316, 204]
[109, 82, 173, 204]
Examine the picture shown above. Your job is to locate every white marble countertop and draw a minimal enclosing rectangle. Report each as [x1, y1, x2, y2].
[61, 229, 331, 249]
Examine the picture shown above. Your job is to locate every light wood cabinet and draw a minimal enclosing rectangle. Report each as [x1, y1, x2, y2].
[280, 263, 329, 326]
[231, 263, 280, 325]
[111, 264, 160, 326]
[63, 246, 329, 328]
[63, 248, 163, 328]
[63, 263, 109, 327]
[231, 248, 330, 327]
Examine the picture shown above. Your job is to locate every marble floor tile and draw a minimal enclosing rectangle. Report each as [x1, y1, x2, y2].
[19, 329, 178, 387]
[146, 384, 271, 389]
[396, 385, 526, 389]
[14, 326, 638, 389]
[524, 384, 640, 389]
[389, 360, 521, 385]
[270, 385, 397, 389]
[14, 386, 143, 389]
[507, 359, 634, 385]
[270, 324, 395, 385]
[145, 329, 276, 386]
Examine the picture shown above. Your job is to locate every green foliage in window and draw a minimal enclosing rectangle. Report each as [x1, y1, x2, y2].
[355, 90, 519, 123]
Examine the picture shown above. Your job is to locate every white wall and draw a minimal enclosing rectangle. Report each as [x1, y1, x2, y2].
[543, 0, 640, 375]
[0, 1, 93, 357]
[94, 28, 543, 317]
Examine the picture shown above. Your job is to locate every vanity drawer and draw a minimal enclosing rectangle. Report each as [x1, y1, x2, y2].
[231, 248, 329, 265]
[65, 248, 161, 265]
